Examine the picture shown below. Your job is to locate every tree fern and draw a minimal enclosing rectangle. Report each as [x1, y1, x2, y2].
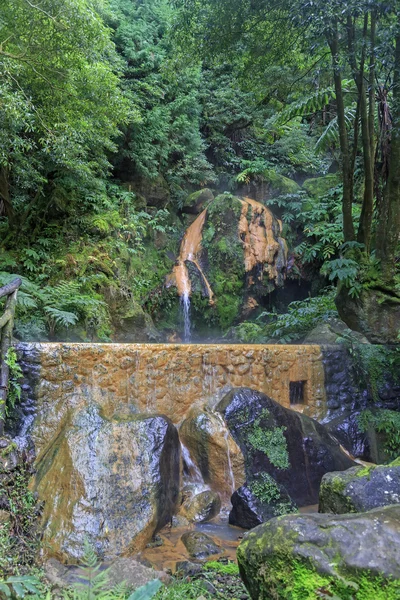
[315, 105, 357, 151]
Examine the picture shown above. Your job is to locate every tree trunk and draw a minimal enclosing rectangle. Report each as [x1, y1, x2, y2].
[327, 22, 355, 242]
[0, 290, 18, 436]
[377, 29, 400, 284]
[0, 166, 14, 226]
[356, 14, 375, 252]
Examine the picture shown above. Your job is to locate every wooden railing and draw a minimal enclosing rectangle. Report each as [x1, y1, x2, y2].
[0, 278, 21, 435]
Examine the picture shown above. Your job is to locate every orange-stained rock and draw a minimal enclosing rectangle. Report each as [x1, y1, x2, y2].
[32, 407, 181, 561]
[18, 342, 327, 462]
[179, 408, 245, 501]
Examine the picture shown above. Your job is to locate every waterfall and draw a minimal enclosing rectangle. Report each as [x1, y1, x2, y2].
[180, 292, 191, 343]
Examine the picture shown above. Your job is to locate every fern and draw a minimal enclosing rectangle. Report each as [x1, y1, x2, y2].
[61, 541, 162, 600]
[0, 575, 41, 598]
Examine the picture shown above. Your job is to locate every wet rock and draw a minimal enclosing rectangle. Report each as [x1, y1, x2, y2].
[44, 556, 169, 590]
[237, 505, 400, 599]
[229, 479, 295, 529]
[175, 560, 203, 576]
[181, 490, 222, 523]
[34, 405, 181, 560]
[171, 515, 190, 528]
[325, 410, 371, 460]
[217, 388, 356, 506]
[181, 531, 223, 559]
[179, 409, 245, 500]
[319, 460, 400, 514]
[0, 439, 20, 473]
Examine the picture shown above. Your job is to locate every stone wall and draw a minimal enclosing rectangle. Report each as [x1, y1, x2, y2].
[12, 342, 354, 459]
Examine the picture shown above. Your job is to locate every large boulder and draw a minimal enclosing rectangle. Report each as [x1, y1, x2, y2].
[229, 477, 296, 529]
[181, 189, 214, 215]
[319, 459, 400, 514]
[335, 285, 400, 344]
[237, 506, 400, 600]
[325, 410, 371, 460]
[33, 405, 181, 560]
[216, 388, 356, 506]
[179, 408, 245, 501]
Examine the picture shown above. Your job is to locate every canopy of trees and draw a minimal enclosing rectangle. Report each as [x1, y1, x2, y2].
[0, 0, 399, 343]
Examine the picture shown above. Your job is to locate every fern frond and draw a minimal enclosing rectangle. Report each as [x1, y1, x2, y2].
[43, 306, 79, 327]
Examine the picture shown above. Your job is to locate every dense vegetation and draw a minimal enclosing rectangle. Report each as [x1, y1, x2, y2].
[1, 0, 398, 343]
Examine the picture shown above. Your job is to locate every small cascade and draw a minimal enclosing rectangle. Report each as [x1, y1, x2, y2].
[213, 412, 236, 495]
[180, 292, 191, 342]
[181, 443, 208, 493]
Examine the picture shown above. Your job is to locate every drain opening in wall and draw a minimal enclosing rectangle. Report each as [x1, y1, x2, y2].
[290, 380, 306, 405]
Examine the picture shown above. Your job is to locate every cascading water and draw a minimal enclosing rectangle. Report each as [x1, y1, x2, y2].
[180, 292, 191, 342]
[181, 443, 208, 493]
[213, 412, 236, 495]
[167, 209, 214, 342]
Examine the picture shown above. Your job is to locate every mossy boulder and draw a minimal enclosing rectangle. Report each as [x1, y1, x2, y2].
[261, 169, 300, 196]
[216, 388, 356, 506]
[112, 300, 160, 342]
[237, 505, 400, 600]
[302, 174, 341, 197]
[335, 285, 400, 344]
[229, 477, 296, 529]
[182, 189, 214, 214]
[319, 460, 400, 514]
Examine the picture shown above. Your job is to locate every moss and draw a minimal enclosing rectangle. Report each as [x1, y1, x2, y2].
[262, 169, 300, 195]
[250, 474, 297, 517]
[237, 548, 400, 600]
[246, 409, 290, 470]
[389, 457, 400, 467]
[302, 174, 341, 197]
[184, 188, 214, 208]
[204, 560, 239, 575]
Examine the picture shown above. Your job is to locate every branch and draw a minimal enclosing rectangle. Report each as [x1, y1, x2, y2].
[0, 278, 22, 300]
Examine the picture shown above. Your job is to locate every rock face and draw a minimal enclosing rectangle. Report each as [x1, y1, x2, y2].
[217, 388, 356, 506]
[33, 405, 181, 560]
[336, 286, 400, 344]
[237, 506, 400, 600]
[166, 193, 288, 330]
[179, 408, 245, 500]
[181, 531, 223, 559]
[319, 460, 400, 514]
[229, 480, 295, 529]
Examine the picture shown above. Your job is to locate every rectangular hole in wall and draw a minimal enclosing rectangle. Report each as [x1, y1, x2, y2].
[290, 380, 306, 405]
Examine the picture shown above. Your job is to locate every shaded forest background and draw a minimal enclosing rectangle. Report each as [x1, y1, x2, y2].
[0, 0, 399, 344]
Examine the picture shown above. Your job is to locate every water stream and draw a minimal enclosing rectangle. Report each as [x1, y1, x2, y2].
[180, 292, 191, 343]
